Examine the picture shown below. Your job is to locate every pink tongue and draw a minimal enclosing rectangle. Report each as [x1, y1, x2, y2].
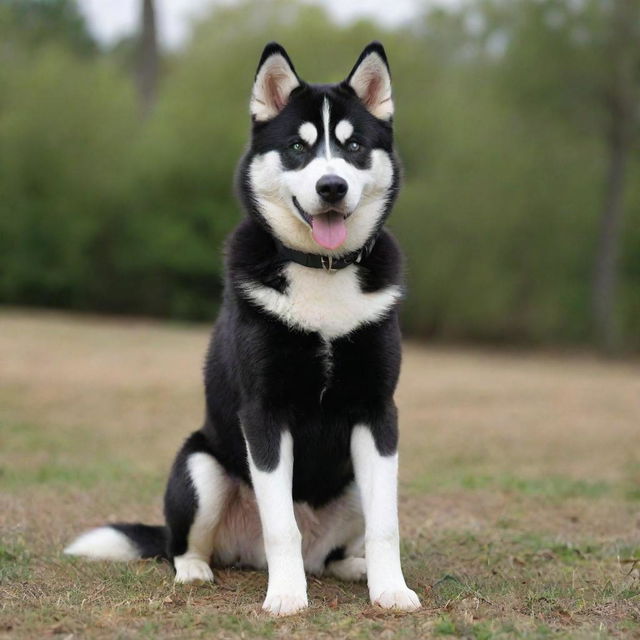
[311, 212, 347, 250]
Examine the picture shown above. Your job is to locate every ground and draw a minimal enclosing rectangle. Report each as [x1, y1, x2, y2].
[1, 310, 639, 639]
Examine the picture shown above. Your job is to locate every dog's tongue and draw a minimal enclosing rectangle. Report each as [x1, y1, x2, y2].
[311, 212, 347, 250]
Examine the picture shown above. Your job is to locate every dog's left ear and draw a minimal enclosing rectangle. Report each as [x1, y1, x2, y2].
[251, 42, 301, 122]
[346, 42, 393, 120]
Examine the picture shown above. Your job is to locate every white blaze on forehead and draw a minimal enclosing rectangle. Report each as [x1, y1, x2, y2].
[298, 122, 318, 146]
[322, 97, 331, 161]
[335, 120, 354, 144]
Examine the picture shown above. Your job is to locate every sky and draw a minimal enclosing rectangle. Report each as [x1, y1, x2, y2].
[76, 0, 459, 50]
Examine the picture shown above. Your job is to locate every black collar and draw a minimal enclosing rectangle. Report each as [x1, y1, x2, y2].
[275, 236, 378, 272]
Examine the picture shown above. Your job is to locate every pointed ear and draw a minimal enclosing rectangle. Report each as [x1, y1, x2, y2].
[250, 42, 300, 122]
[346, 42, 393, 120]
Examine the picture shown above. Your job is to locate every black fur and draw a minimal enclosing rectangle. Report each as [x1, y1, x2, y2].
[238, 46, 399, 243]
[208, 217, 403, 485]
[76, 42, 404, 567]
[110, 524, 167, 559]
[163, 431, 213, 559]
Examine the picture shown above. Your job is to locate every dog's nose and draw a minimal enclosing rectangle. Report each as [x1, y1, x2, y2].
[316, 174, 348, 204]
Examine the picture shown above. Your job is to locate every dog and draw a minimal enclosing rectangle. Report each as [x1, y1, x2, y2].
[65, 41, 420, 616]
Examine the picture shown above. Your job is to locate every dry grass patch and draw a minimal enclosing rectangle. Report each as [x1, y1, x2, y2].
[1, 310, 639, 638]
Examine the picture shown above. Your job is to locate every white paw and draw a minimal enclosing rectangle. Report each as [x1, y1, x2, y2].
[327, 556, 367, 582]
[262, 592, 308, 616]
[174, 557, 214, 584]
[371, 587, 421, 611]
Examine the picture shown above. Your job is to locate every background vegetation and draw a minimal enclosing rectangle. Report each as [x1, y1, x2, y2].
[0, 0, 638, 351]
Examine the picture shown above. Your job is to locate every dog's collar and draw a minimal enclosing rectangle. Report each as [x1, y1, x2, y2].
[275, 236, 378, 272]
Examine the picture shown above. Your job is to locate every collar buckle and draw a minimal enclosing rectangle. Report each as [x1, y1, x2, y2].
[321, 255, 336, 273]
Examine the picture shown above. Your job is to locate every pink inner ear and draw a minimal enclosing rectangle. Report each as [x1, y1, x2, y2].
[364, 75, 381, 108]
[267, 72, 288, 112]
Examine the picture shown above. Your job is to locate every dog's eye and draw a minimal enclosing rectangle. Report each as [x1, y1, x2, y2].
[346, 140, 361, 152]
[290, 141, 305, 153]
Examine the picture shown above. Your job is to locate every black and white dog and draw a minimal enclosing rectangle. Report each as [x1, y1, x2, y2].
[65, 42, 420, 616]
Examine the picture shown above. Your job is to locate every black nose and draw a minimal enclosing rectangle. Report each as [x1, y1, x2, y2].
[316, 174, 348, 204]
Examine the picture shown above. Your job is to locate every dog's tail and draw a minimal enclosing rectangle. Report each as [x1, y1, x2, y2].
[64, 523, 168, 561]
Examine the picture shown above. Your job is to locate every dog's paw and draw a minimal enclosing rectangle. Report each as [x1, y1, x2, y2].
[174, 557, 214, 584]
[371, 587, 421, 611]
[327, 556, 367, 582]
[262, 592, 308, 616]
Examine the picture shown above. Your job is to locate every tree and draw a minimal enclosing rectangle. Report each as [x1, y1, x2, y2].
[592, 1, 640, 352]
[0, 0, 95, 55]
[473, 0, 640, 351]
[135, 0, 159, 118]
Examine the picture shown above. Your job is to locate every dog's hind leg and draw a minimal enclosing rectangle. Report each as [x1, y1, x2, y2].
[326, 553, 367, 582]
[325, 526, 366, 582]
[301, 483, 366, 581]
[164, 432, 233, 584]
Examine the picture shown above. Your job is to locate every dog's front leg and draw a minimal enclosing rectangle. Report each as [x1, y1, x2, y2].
[351, 424, 421, 611]
[245, 428, 307, 616]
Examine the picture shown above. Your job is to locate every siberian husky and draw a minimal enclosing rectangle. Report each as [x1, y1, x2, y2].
[65, 41, 420, 616]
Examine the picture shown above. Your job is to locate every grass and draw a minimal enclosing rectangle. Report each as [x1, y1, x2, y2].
[1, 309, 640, 638]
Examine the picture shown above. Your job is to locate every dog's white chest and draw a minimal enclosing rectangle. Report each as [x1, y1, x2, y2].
[242, 263, 401, 340]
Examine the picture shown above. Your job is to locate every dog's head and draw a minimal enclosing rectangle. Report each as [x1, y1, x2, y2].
[238, 42, 399, 256]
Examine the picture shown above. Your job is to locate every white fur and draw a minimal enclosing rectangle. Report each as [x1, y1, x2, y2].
[246, 431, 308, 616]
[351, 426, 420, 611]
[173, 452, 232, 584]
[349, 52, 394, 120]
[298, 122, 317, 146]
[322, 97, 332, 161]
[210, 480, 363, 576]
[174, 556, 214, 583]
[284, 156, 365, 219]
[299, 482, 364, 574]
[64, 526, 140, 561]
[327, 556, 367, 581]
[241, 262, 401, 341]
[249, 148, 394, 255]
[335, 119, 354, 144]
[251, 53, 299, 121]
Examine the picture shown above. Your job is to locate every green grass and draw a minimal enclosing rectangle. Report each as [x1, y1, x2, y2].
[0, 540, 31, 583]
[409, 471, 622, 501]
[2, 311, 640, 638]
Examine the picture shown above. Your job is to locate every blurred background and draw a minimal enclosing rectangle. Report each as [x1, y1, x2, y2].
[1, 0, 639, 353]
[2, 4, 640, 635]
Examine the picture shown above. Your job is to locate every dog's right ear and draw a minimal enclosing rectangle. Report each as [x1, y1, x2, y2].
[250, 43, 300, 122]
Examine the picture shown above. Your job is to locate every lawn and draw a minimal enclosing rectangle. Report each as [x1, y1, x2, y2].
[1, 310, 639, 639]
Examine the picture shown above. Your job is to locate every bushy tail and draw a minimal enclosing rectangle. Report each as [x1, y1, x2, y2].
[64, 523, 168, 561]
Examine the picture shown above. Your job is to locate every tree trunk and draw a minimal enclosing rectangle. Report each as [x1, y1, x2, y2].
[591, 0, 638, 353]
[592, 124, 630, 352]
[136, 0, 158, 118]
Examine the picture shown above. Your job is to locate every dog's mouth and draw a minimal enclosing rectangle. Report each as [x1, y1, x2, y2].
[292, 197, 350, 251]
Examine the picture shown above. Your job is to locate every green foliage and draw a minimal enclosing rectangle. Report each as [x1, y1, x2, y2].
[0, 0, 638, 346]
[0, 0, 95, 54]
